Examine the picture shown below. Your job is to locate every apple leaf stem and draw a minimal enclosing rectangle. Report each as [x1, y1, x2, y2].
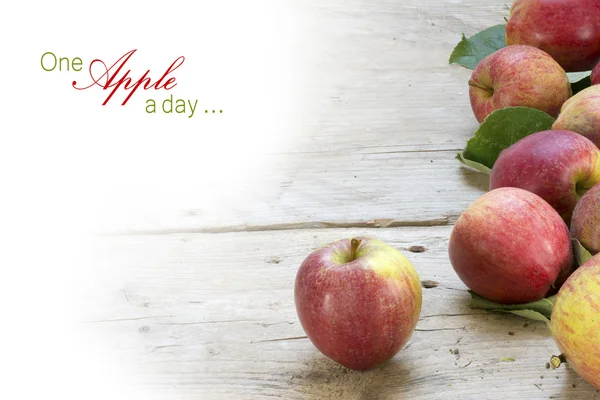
[550, 353, 567, 369]
[350, 238, 361, 262]
[456, 153, 492, 175]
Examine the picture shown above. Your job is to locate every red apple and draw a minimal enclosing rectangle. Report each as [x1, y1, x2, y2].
[294, 237, 422, 370]
[571, 184, 600, 255]
[490, 130, 600, 223]
[553, 85, 600, 148]
[506, 0, 600, 72]
[551, 254, 600, 390]
[449, 187, 574, 304]
[592, 62, 600, 85]
[469, 45, 571, 123]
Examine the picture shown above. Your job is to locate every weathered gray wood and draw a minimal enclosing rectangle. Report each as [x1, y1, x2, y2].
[100, 150, 488, 234]
[82, 228, 599, 399]
[77, 1, 600, 398]
[93, 0, 507, 234]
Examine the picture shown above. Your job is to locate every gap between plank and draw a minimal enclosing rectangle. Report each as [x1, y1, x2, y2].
[101, 216, 457, 237]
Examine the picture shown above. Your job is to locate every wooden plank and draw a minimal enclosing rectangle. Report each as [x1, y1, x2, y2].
[288, 0, 505, 153]
[92, 0, 508, 234]
[97, 150, 489, 234]
[68, 1, 598, 399]
[79, 228, 598, 399]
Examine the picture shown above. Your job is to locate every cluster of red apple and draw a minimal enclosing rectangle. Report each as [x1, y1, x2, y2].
[468, 5, 600, 143]
[292, 0, 600, 391]
[451, 0, 600, 390]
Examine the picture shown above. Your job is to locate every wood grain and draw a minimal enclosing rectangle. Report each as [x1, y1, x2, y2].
[93, 0, 503, 234]
[81, 1, 600, 398]
[102, 150, 488, 234]
[81, 228, 599, 399]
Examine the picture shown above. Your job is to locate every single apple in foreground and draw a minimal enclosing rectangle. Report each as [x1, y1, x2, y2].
[468, 45, 571, 123]
[551, 254, 600, 390]
[571, 184, 600, 255]
[553, 85, 600, 148]
[506, 0, 600, 72]
[592, 62, 600, 85]
[294, 237, 422, 370]
[449, 187, 574, 304]
[490, 130, 600, 223]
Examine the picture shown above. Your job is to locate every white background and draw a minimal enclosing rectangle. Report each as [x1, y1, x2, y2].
[2, 1, 312, 398]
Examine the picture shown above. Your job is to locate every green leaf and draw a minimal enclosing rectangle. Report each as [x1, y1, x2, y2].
[501, 357, 516, 362]
[501, 310, 550, 324]
[461, 107, 556, 169]
[449, 25, 507, 69]
[467, 241, 593, 322]
[456, 153, 491, 175]
[573, 238, 593, 267]
[469, 290, 554, 322]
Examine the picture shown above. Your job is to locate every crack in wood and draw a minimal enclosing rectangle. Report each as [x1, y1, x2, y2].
[150, 344, 183, 353]
[420, 312, 482, 319]
[415, 327, 466, 332]
[261, 147, 463, 156]
[365, 148, 463, 155]
[252, 336, 308, 343]
[103, 217, 453, 236]
[80, 315, 173, 323]
[155, 319, 254, 326]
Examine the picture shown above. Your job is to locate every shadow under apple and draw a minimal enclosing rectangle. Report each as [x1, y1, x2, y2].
[556, 363, 600, 397]
[293, 353, 412, 400]
[458, 166, 489, 192]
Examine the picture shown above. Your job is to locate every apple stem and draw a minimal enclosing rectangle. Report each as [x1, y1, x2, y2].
[550, 354, 567, 369]
[350, 238, 361, 261]
[468, 79, 494, 95]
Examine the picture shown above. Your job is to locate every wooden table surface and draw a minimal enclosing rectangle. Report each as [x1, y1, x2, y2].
[82, 1, 599, 398]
